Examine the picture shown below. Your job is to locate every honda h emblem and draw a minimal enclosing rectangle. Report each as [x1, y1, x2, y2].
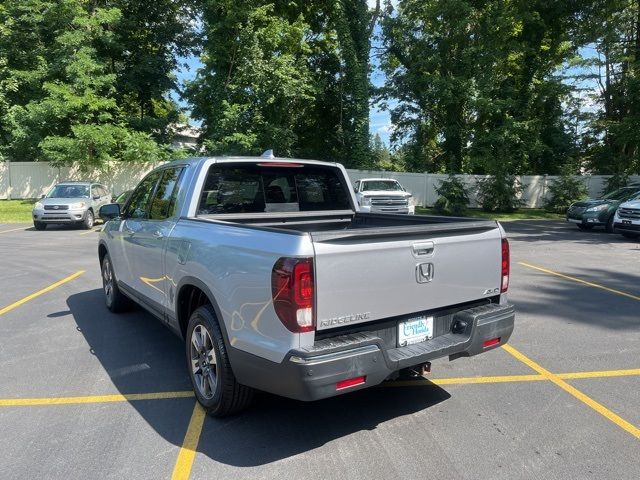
[416, 263, 434, 283]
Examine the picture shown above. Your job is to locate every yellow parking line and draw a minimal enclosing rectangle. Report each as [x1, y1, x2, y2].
[384, 367, 640, 388]
[0, 270, 85, 316]
[503, 344, 640, 439]
[79, 228, 102, 235]
[0, 226, 27, 234]
[384, 374, 545, 387]
[0, 391, 194, 407]
[171, 403, 206, 480]
[519, 262, 640, 302]
[559, 368, 640, 380]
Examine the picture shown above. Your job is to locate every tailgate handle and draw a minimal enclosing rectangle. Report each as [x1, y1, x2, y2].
[412, 242, 434, 257]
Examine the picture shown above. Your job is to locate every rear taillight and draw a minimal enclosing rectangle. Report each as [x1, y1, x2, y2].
[271, 257, 315, 333]
[501, 238, 510, 293]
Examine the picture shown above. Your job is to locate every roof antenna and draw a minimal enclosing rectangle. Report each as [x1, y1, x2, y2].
[261, 149, 275, 159]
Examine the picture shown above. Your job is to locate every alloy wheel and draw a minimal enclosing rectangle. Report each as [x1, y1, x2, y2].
[190, 324, 218, 399]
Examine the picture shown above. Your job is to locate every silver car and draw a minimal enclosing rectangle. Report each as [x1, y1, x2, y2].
[32, 182, 111, 230]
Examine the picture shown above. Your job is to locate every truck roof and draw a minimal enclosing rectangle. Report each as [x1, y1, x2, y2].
[358, 178, 401, 182]
[169, 156, 341, 169]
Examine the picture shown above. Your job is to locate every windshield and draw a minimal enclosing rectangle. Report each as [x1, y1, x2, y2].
[361, 180, 404, 192]
[602, 187, 640, 201]
[46, 184, 90, 199]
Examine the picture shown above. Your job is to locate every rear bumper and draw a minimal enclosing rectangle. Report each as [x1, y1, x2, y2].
[230, 303, 515, 401]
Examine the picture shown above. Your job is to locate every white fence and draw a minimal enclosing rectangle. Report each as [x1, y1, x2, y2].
[347, 170, 640, 208]
[1, 160, 638, 208]
[0, 161, 160, 200]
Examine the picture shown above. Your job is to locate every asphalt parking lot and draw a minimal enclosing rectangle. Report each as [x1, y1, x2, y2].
[0, 220, 638, 480]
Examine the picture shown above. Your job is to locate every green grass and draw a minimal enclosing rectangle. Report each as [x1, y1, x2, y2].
[0, 199, 37, 223]
[415, 207, 564, 221]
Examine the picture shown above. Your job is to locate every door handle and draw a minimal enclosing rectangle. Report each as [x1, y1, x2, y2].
[153, 230, 164, 239]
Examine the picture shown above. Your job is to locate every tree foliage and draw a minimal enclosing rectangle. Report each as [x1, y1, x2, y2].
[544, 173, 589, 213]
[379, 0, 583, 176]
[0, 0, 195, 169]
[433, 175, 470, 216]
[186, 0, 378, 167]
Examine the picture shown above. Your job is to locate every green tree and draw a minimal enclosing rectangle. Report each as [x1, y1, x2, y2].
[380, 0, 582, 175]
[103, 0, 199, 141]
[187, 0, 379, 166]
[186, 1, 315, 156]
[0, 0, 184, 168]
[578, 0, 640, 175]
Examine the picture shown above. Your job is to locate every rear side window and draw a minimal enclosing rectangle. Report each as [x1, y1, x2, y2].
[197, 163, 351, 215]
[124, 171, 162, 219]
[149, 167, 185, 220]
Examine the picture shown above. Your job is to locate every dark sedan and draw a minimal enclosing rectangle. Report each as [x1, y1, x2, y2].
[567, 185, 640, 232]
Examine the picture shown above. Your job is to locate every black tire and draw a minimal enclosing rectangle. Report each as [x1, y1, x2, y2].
[33, 221, 46, 231]
[82, 209, 95, 230]
[186, 305, 254, 417]
[101, 253, 131, 313]
[605, 215, 615, 233]
[576, 224, 593, 231]
[621, 232, 639, 240]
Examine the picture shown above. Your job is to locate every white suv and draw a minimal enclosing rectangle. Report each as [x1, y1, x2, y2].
[614, 196, 640, 239]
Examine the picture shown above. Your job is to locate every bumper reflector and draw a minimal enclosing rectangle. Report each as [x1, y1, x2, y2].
[483, 337, 501, 349]
[336, 376, 366, 391]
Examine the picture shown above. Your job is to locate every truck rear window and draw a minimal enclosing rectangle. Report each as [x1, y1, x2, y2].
[197, 163, 351, 214]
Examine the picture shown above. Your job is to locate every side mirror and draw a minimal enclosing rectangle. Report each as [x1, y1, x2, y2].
[41, 194, 45, 199]
[99, 203, 121, 220]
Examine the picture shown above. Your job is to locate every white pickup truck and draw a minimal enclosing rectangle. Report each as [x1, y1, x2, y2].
[354, 178, 415, 214]
[98, 157, 515, 416]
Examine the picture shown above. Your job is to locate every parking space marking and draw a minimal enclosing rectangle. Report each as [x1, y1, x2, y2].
[0, 270, 85, 316]
[171, 403, 206, 480]
[0, 226, 28, 234]
[503, 344, 640, 439]
[0, 391, 194, 407]
[2, 368, 639, 406]
[383, 374, 545, 387]
[519, 261, 640, 302]
[384, 367, 640, 388]
[79, 228, 102, 235]
[560, 368, 640, 380]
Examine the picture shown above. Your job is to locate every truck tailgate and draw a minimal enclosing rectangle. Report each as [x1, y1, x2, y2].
[312, 225, 503, 331]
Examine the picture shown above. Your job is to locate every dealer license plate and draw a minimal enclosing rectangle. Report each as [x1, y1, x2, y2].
[398, 316, 434, 346]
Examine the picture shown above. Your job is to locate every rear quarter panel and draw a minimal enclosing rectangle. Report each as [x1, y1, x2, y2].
[165, 219, 315, 363]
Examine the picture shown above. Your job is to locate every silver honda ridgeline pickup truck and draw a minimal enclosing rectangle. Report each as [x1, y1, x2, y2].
[98, 157, 515, 416]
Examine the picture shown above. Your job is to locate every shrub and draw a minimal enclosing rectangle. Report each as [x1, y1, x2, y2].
[433, 175, 470, 216]
[477, 173, 523, 213]
[544, 174, 588, 213]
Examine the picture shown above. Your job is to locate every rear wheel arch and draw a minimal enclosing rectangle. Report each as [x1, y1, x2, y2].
[176, 278, 229, 344]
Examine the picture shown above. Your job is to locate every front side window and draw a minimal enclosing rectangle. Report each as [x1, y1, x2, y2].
[124, 171, 162, 219]
[197, 163, 351, 214]
[149, 168, 185, 220]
